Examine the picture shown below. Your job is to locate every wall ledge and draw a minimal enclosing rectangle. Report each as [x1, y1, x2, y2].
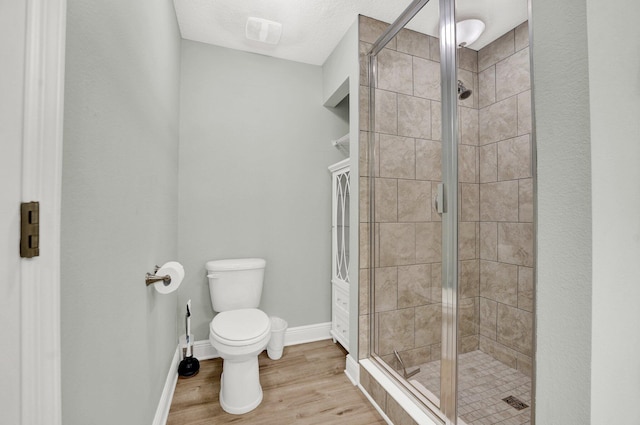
[360, 359, 440, 425]
[358, 381, 393, 425]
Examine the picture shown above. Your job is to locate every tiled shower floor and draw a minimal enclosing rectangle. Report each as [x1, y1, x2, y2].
[409, 350, 531, 425]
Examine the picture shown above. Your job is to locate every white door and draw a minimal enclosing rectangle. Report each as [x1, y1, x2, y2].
[0, 1, 65, 424]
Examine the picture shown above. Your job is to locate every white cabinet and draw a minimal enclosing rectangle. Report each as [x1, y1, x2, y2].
[332, 280, 349, 349]
[328, 158, 350, 351]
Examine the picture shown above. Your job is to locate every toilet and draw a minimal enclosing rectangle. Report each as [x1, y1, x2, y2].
[206, 258, 271, 414]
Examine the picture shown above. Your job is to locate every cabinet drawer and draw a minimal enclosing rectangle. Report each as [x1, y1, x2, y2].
[333, 284, 349, 316]
[332, 308, 349, 348]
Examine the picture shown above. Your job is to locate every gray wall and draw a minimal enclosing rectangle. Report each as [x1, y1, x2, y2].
[586, 0, 640, 422]
[61, 0, 181, 424]
[532, 0, 592, 423]
[178, 40, 347, 339]
[321, 18, 360, 356]
[534, 1, 640, 422]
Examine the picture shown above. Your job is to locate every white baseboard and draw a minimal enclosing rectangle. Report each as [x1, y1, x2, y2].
[192, 339, 218, 360]
[189, 322, 332, 360]
[152, 345, 180, 425]
[283, 321, 332, 346]
[344, 354, 359, 385]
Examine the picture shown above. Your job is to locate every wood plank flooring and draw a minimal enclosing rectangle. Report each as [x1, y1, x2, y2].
[167, 339, 387, 425]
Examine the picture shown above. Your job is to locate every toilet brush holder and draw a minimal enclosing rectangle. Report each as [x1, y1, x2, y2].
[179, 334, 194, 360]
[178, 301, 200, 378]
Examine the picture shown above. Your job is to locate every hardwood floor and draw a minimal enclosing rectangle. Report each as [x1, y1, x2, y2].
[167, 339, 386, 425]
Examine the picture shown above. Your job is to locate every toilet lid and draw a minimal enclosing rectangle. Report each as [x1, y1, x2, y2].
[210, 309, 270, 344]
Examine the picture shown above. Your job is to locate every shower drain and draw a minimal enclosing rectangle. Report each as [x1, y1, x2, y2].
[502, 395, 529, 410]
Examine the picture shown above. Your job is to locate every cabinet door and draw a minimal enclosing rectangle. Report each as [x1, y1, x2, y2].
[332, 168, 350, 284]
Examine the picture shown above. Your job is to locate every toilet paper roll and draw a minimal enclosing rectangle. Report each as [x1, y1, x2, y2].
[154, 262, 184, 294]
[162, 261, 185, 281]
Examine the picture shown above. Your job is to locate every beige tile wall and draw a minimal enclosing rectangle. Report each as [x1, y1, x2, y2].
[358, 15, 533, 378]
[358, 15, 452, 371]
[477, 21, 533, 376]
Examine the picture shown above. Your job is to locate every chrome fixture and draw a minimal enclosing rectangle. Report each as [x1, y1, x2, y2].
[331, 133, 350, 156]
[145, 266, 171, 286]
[394, 349, 420, 379]
[458, 80, 472, 100]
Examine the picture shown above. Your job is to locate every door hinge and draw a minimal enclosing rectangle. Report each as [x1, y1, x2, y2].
[20, 201, 39, 258]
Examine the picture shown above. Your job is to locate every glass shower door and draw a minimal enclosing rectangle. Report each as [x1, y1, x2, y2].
[364, 0, 451, 418]
[363, 0, 536, 424]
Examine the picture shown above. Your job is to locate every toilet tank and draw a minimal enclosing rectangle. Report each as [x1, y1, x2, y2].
[206, 258, 266, 312]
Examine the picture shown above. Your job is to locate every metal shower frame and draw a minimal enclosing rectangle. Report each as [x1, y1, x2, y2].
[366, 0, 459, 422]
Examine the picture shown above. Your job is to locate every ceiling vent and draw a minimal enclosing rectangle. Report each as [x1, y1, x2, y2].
[245, 17, 282, 45]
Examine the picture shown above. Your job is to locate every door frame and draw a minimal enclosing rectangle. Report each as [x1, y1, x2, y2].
[20, 1, 66, 423]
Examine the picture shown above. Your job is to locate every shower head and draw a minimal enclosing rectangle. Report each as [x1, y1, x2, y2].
[458, 80, 472, 100]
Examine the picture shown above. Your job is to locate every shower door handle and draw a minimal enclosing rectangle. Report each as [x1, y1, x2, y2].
[435, 183, 445, 214]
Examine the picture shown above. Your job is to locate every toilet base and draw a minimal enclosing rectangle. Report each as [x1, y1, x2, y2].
[218, 355, 264, 414]
[220, 376, 263, 414]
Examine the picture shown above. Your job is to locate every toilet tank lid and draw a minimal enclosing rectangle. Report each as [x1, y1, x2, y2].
[206, 258, 266, 272]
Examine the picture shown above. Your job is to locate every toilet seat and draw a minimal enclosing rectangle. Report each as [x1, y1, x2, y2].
[210, 308, 271, 347]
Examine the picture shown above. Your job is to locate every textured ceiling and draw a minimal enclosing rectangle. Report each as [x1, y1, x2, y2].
[173, 0, 528, 66]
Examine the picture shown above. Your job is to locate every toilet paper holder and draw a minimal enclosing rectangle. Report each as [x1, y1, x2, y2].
[145, 265, 171, 286]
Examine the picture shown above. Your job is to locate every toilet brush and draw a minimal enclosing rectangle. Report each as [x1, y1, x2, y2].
[178, 300, 200, 378]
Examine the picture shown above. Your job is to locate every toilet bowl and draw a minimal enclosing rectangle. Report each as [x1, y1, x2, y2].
[206, 258, 270, 415]
[209, 308, 271, 414]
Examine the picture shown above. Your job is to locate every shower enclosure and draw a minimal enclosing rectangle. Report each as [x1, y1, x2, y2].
[359, 0, 534, 424]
